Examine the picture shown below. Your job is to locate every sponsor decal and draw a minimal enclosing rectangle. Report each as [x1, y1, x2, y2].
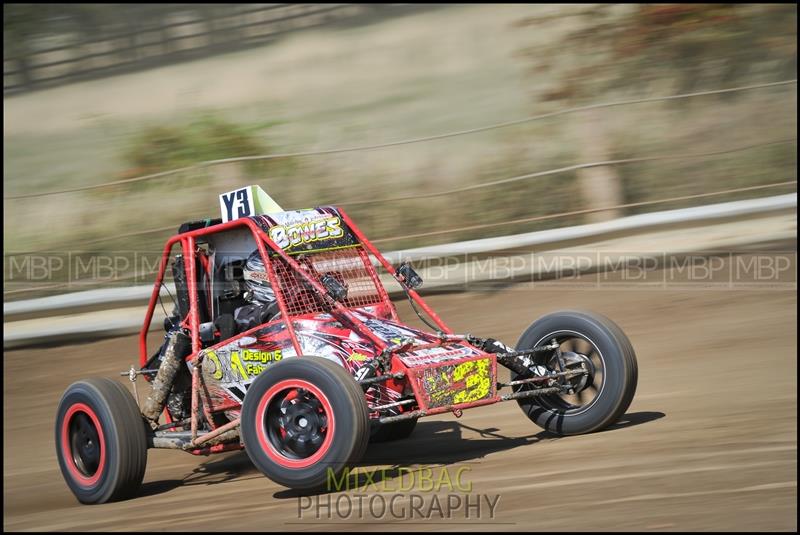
[239, 348, 283, 376]
[401, 347, 479, 366]
[421, 358, 492, 407]
[347, 352, 369, 363]
[362, 318, 421, 343]
[269, 216, 344, 250]
[239, 348, 283, 363]
[202, 348, 282, 383]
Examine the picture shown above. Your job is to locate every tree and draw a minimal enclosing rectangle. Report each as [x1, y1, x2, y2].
[516, 4, 797, 221]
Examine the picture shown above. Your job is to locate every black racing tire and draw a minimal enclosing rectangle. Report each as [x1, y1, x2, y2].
[369, 417, 418, 443]
[240, 356, 369, 490]
[513, 310, 638, 436]
[55, 378, 149, 504]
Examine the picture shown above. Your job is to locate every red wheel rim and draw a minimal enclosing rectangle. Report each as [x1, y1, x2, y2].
[255, 379, 335, 468]
[60, 403, 106, 487]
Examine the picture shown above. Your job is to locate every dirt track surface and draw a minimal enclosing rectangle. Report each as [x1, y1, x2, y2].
[4, 259, 797, 531]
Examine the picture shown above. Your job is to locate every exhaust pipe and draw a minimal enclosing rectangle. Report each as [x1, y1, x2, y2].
[141, 331, 191, 425]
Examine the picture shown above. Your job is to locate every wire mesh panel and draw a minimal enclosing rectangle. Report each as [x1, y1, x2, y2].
[270, 246, 385, 316]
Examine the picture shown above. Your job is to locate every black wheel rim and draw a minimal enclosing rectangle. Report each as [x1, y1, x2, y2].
[68, 412, 102, 478]
[264, 387, 329, 460]
[531, 331, 605, 413]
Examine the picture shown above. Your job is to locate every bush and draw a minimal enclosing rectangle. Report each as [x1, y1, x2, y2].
[123, 113, 268, 174]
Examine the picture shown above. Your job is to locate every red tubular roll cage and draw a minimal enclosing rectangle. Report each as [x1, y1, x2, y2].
[138, 207, 453, 367]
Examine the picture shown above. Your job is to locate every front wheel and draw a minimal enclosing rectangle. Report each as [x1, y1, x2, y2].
[240, 356, 369, 490]
[55, 378, 149, 504]
[513, 310, 638, 436]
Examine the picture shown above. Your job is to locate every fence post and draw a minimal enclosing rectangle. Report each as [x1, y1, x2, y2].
[574, 107, 625, 222]
[16, 56, 34, 90]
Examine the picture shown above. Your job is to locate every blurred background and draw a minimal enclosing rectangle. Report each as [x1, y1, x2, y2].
[3, 5, 797, 532]
[2, 3, 797, 291]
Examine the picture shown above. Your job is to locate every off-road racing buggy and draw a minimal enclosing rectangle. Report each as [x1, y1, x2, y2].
[55, 186, 638, 503]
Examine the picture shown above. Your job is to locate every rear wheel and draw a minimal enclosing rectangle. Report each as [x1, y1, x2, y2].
[55, 378, 148, 504]
[513, 310, 638, 435]
[241, 356, 369, 490]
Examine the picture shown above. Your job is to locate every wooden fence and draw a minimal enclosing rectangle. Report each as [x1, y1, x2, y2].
[4, 4, 397, 94]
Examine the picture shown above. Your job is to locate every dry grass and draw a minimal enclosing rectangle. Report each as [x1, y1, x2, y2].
[3, 4, 796, 262]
